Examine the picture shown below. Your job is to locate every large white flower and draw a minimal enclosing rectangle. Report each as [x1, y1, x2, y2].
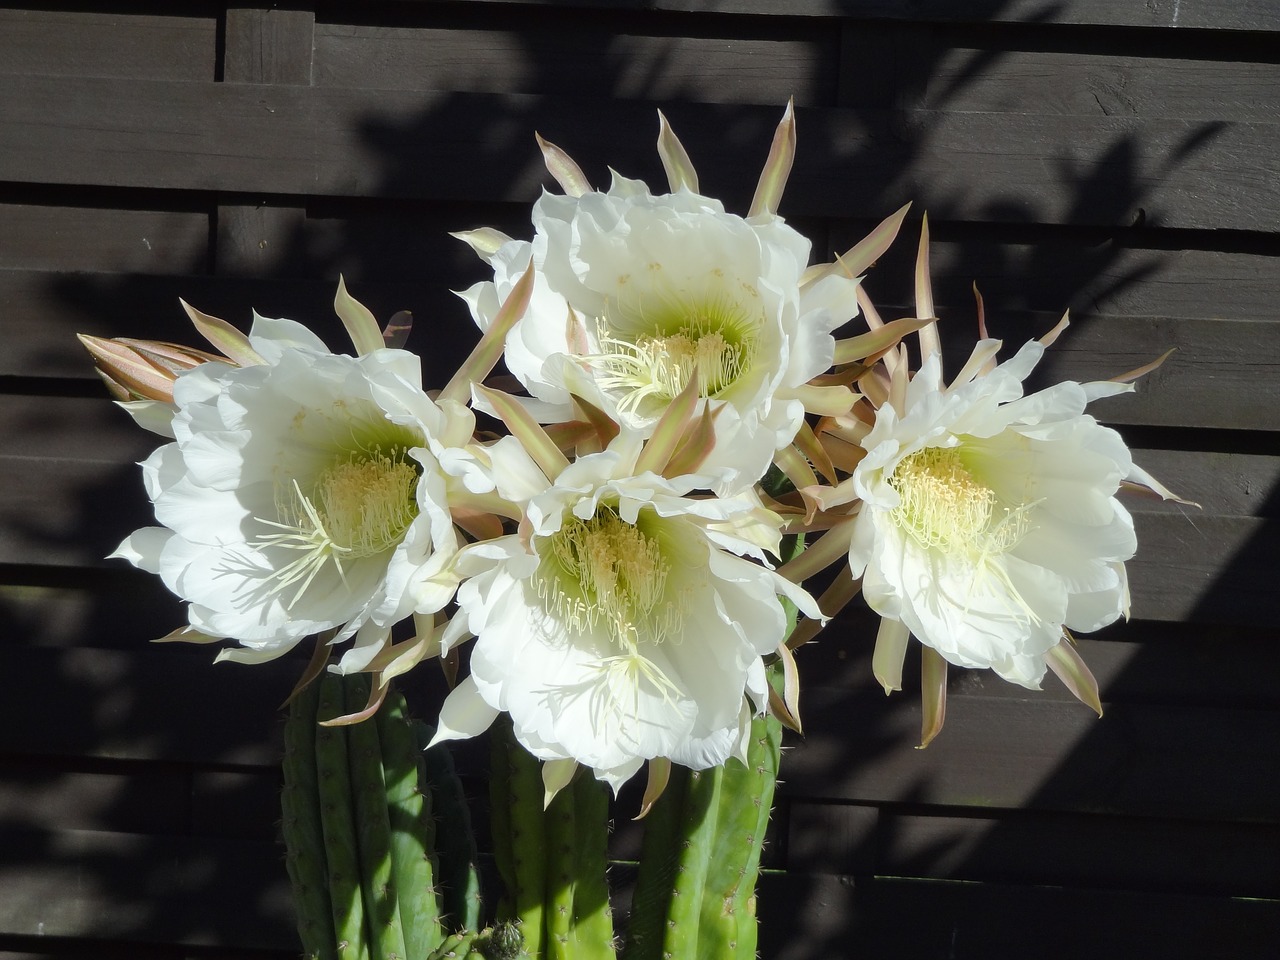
[847, 339, 1138, 689]
[431, 427, 819, 790]
[458, 173, 860, 494]
[111, 315, 468, 668]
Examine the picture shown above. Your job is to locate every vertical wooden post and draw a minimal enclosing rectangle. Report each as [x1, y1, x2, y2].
[216, 6, 316, 277]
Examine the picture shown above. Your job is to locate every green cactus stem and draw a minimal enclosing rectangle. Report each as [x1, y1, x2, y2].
[344, 674, 409, 960]
[282, 677, 339, 960]
[494, 716, 546, 959]
[698, 709, 782, 958]
[569, 771, 617, 958]
[543, 778, 577, 959]
[376, 689, 446, 958]
[660, 764, 723, 959]
[314, 674, 372, 960]
[416, 722, 485, 932]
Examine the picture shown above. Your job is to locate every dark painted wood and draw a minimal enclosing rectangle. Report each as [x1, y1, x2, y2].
[401, 0, 1280, 31]
[756, 873, 1280, 960]
[1, 1, 1277, 957]
[1, 80, 1276, 231]
[0, 8, 217, 82]
[223, 6, 315, 86]
[313, 23, 838, 105]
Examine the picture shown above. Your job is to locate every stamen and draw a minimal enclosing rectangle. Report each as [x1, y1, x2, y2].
[251, 447, 420, 607]
[583, 289, 761, 416]
[534, 506, 682, 646]
[888, 444, 1040, 623]
[889, 446, 1028, 556]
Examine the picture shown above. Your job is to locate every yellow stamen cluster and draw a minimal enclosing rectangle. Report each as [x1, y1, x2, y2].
[888, 445, 1027, 558]
[536, 506, 682, 649]
[253, 448, 420, 605]
[587, 288, 761, 415]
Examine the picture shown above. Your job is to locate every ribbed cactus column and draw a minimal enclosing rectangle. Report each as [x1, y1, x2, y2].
[281, 673, 452, 960]
[490, 715, 618, 960]
[621, 708, 783, 960]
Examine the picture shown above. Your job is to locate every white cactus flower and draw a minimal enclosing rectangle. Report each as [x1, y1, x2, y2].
[111, 315, 468, 669]
[430, 426, 820, 791]
[848, 339, 1138, 689]
[458, 173, 860, 495]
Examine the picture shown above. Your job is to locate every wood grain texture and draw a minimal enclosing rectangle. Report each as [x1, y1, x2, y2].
[393, 0, 1280, 31]
[224, 6, 315, 85]
[314, 23, 837, 105]
[755, 873, 1280, 960]
[0, 9, 216, 82]
[1, 1, 1277, 957]
[1, 80, 1275, 231]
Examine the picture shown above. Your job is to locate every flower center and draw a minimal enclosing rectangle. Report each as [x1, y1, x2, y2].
[587, 290, 760, 416]
[888, 445, 1026, 557]
[253, 446, 420, 605]
[535, 505, 682, 649]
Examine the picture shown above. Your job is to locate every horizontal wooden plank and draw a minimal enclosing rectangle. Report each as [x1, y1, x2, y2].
[0, 646, 291, 767]
[4, 640, 1279, 822]
[0, 270, 476, 381]
[0, 766, 187, 836]
[799, 611, 1280, 712]
[781, 687, 1280, 822]
[0, 575, 187, 651]
[2, 80, 1275, 231]
[7, 269, 1280, 433]
[0, 828, 292, 950]
[0, 205, 208, 276]
[0, 763, 277, 842]
[855, 45, 1280, 123]
[845, 229, 1280, 324]
[400, 0, 1280, 31]
[786, 801, 1280, 897]
[314, 24, 836, 105]
[6, 395, 1273, 516]
[755, 873, 1280, 960]
[877, 809, 1280, 897]
[0, 9, 216, 82]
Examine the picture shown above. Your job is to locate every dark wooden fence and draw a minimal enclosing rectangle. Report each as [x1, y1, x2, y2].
[2, 2, 1278, 957]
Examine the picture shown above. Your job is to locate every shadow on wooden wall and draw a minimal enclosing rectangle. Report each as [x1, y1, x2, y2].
[1, 2, 1277, 957]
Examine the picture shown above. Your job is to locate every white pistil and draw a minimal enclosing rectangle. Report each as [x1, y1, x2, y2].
[253, 449, 419, 607]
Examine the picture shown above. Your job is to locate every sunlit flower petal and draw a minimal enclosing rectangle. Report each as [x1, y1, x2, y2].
[111, 315, 468, 666]
[459, 170, 861, 494]
[431, 427, 818, 789]
[848, 340, 1137, 689]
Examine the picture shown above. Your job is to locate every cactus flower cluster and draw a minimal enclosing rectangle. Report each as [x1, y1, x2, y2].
[83, 103, 1188, 957]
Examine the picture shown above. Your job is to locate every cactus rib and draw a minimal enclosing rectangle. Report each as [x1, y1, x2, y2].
[282, 678, 339, 960]
[315, 674, 372, 960]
